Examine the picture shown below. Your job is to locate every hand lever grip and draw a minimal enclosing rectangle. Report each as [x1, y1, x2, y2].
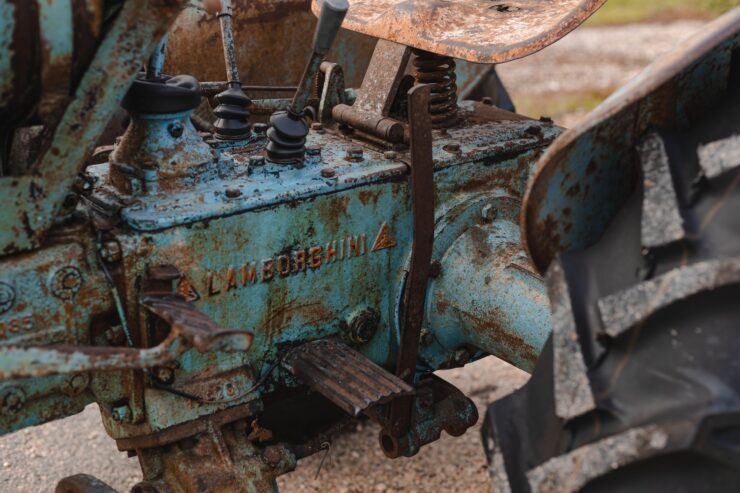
[312, 0, 350, 56]
[291, 0, 349, 112]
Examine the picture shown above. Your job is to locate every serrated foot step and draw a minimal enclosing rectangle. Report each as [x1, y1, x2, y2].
[285, 339, 414, 416]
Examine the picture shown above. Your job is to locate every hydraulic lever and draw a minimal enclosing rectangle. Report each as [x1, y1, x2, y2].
[266, 0, 349, 163]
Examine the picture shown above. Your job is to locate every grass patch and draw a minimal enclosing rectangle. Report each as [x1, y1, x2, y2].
[512, 88, 614, 121]
[586, 0, 739, 26]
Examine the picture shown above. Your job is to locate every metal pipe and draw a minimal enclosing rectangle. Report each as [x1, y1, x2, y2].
[218, 0, 240, 84]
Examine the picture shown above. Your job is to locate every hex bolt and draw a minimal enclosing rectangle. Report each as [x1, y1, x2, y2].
[100, 241, 122, 263]
[383, 150, 397, 160]
[225, 187, 242, 198]
[320, 167, 336, 178]
[481, 203, 497, 223]
[346, 145, 364, 162]
[167, 121, 184, 139]
[111, 404, 133, 423]
[253, 123, 268, 135]
[348, 308, 380, 344]
[443, 143, 461, 153]
[481, 96, 494, 106]
[154, 366, 175, 384]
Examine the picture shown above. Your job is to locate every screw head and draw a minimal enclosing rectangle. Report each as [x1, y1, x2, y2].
[320, 167, 336, 178]
[346, 145, 364, 162]
[167, 122, 184, 139]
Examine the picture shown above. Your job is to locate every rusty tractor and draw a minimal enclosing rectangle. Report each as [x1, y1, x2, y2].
[0, 1, 739, 492]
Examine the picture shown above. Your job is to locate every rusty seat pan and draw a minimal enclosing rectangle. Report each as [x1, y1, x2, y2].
[312, 0, 605, 63]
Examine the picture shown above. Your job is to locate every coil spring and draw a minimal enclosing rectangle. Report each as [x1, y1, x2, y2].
[412, 49, 459, 128]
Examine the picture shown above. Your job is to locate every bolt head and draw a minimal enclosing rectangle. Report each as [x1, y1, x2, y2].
[167, 122, 184, 139]
[111, 404, 133, 423]
[100, 241, 122, 263]
[348, 309, 380, 344]
[443, 143, 461, 153]
[248, 155, 266, 167]
[311, 122, 324, 132]
[383, 150, 397, 160]
[481, 204, 497, 222]
[306, 145, 322, 157]
[481, 97, 494, 106]
[320, 167, 336, 178]
[346, 146, 364, 162]
[253, 123, 268, 134]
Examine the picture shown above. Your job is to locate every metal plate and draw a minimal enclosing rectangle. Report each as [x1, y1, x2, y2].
[311, 0, 606, 63]
[522, 8, 740, 272]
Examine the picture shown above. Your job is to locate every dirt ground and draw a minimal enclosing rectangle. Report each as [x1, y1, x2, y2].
[0, 19, 705, 493]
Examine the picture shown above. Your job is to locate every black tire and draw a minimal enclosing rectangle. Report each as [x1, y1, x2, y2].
[482, 65, 740, 492]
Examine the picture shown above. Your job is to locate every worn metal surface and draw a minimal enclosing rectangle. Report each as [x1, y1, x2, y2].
[0, 0, 187, 254]
[285, 339, 414, 416]
[523, 8, 740, 272]
[312, 0, 606, 63]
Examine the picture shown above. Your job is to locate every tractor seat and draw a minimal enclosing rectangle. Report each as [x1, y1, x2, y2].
[312, 0, 606, 63]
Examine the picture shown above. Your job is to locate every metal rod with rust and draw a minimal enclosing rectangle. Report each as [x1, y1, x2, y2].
[388, 84, 435, 438]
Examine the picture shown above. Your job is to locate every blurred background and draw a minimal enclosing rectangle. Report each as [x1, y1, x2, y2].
[499, 0, 740, 127]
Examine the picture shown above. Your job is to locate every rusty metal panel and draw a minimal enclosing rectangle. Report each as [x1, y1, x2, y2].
[522, 8, 740, 272]
[311, 0, 606, 63]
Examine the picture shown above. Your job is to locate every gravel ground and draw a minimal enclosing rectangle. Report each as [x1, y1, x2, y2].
[0, 20, 706, 493]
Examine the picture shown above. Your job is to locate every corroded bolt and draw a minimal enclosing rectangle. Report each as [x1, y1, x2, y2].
[420, 328, 434, 346]
[167, 121, 184, 139]
[348, 308, 380, 344]
[154, 366, 174, 384]
[453, 347, 471, 366]
[311, 122, 324, 133]
[383, 150, 397, 160]
[100, 241, 122, 263]
[346, 145, 364, 162]
[111, 404, 133, 423]
[443, 143, 461, 153]
[62, 373, 89, 396]
[481, 96, 494, 106]
[262, 445, 287, 467]
[225, 187, 242, 198]
[320, 167, 336, 178]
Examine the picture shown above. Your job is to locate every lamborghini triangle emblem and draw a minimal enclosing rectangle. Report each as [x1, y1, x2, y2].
[372, 222, 397, 252]
[177, 274, 201, 302]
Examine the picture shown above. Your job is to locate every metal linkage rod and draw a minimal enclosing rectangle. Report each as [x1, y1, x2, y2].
[147, 34, 168, 80]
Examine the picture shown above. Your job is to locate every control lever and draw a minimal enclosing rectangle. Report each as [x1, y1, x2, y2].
[212, 0, 252, 140]
[266, 0, 349, 163]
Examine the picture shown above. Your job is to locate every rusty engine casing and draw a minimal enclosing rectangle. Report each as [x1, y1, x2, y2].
[0, 0, 614, 491]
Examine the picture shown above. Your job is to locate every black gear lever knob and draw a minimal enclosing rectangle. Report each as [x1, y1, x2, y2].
[267, 0, 349, 163]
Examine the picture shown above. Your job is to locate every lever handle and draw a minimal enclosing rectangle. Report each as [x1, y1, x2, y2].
[313, 0, 349, 56]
